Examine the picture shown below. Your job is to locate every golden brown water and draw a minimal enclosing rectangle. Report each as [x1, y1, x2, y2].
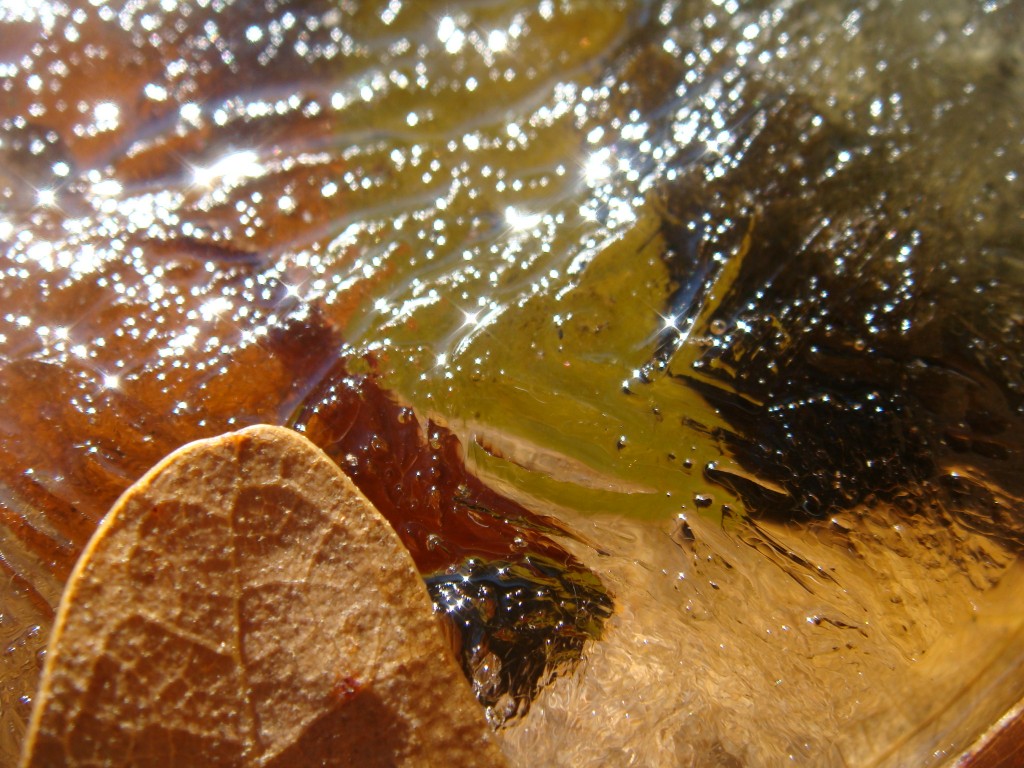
[1, 0, 1023, 764]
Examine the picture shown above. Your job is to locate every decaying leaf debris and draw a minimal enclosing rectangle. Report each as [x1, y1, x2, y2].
[21, 425, 509, 767]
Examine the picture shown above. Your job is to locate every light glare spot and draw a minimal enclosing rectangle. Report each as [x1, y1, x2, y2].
[93, 102, 120, 131]
[180, 102, 202, 124]
[191, 150, 265, 188]
[584, 149, 612, 184]
[445, 29, 465, 54]
[199, 297, 233, 321]
[488, 29, 508, 52]
[144, 83, 168, 101]
[437, 16, 456, 41]
[505, 206, 542, 231]
[90, 179, 123, 197]
[437, 16, 465, 53]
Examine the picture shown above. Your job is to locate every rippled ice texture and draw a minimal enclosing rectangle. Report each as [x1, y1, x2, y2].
[1, 0, 1023, 765]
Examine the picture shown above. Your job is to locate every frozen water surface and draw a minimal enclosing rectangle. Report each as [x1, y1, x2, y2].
[1, 0, 1023, 765]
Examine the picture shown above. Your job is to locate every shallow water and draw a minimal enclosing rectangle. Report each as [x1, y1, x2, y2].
[1, 0, 1023, 764]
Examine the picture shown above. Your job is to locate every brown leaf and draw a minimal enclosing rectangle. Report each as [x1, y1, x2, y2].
[21, 425, 509, 767]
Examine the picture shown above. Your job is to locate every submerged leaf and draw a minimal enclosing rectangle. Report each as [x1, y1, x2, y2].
[21, 425, 508, 767]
